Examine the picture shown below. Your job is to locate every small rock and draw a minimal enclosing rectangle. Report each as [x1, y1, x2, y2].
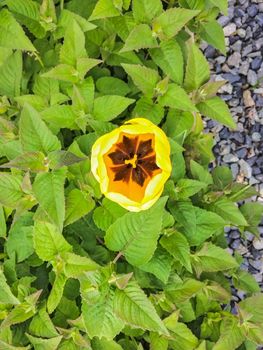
[224, 23, 237, 36]
[247, 4, 259, 17]
[223, 154, 239, 163]
[222, 73, 241, 83]
[242, 44, 253, 56]
[239, 61, 250, 75]
[239, 159, 253, 178]
[237, 28, 246, 38]
[232, 40, 242, 52]
[252, 132, 261, 142]
[247, 70, 258, 86]
[243, 90, 255, 107]
[236, 148, 247, 158]
[231, 163, 239, 178]
[251, 57, 262, 70]
[228, 52, 242, 67]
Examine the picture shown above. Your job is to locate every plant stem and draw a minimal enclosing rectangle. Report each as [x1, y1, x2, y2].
[113, 252, 123, 264]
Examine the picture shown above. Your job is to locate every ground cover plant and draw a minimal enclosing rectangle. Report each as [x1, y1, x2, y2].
[0, 0, 263, 349]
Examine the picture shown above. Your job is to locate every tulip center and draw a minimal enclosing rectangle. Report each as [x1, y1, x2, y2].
[125, 154, 138, 168]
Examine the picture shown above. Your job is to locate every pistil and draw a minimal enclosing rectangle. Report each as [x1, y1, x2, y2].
[125, 154, 138, 168]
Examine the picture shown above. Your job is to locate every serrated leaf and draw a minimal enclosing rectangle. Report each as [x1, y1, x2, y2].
[41, 105, 78, 131]
[89, 0, 120, 20]
[197, 97, 236, 129]
[105, 198, 167, 266]
[0, 173, 23, 208]
[122, 64, 160, 95]
[77, 57, 102, 80]
[160, 231, 192, 272]
[208, 0, 228, 15]
[96, 77, 130, 96]
[63, 252, 98, 278]
[199, 80, 228, 100]
[0, 269, 19, 305]
[0, 9, 36, 51]
[211, 199, 248, 227]
[239, 295, 263, 324]
[132, 0, 163, 23]
[233, 270, 260, 293]
[184, 44, 210, 92]
[192, 242, 238, 273]
[19, 104, 61, 154]
[200, 20, 226, 54]
[93, 95, 135, 121]
[0, 51, 22, 97]
[26, 334, 62, 350]
[42, 64, 80, 83]
[93, 198, 127, 231]
[190, 160, 213, 186]
[6, 213, 34, 262]
[213, 317, 244, 350]
[239, 202, 263, 236]
[176, 179, 207, 198]
[149, 332, 168, 350]
[120, 24, 158, 52]
[166, 278, 204, 304]
[114, 280, 169, 335]
[150, 40, 184, 85]
[29, 305, 59, 338]
[83, 287, 124, 339]
[92, 338, 123, 350]
[33, 221, 72, 261]
[139, 247, 173, 284]
[47, 273, 67, 314]
[153, 8, 199, 39]
[0, 152, 47, 172]
[158, 84, 197, 112]
[165, 316, 198, 350]
[58, 9, 96, 36]
[60, 20, 86, 66]
[33, 169, 66, 231]
[65, 189, 95, 226]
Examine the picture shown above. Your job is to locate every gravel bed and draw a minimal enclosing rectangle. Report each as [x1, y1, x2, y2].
[203, 0, 263, 295]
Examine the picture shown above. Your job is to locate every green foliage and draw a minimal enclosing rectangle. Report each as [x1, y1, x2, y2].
[0, 1, 262, 349]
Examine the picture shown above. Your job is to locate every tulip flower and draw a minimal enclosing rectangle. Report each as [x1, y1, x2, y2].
[91, 118, 171, 211]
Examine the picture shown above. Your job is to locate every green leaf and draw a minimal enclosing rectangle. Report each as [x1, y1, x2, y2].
[160, 231, 192, 272]
[165, 314, 198, 350]
[5, 0, 45, 39]
[83, 287, 124, 339]
[132, 97, 164, 124]
[58, 9, 96, 35]
[93, 95, 135, 121]
[197, 97, 236, 129]
[6, 213, 34, 262]
[190, 160, 213, 186]
[47, 273, 67, 314]
[33, 169, 66, 231]
[26, 334, 62, 350]
[0, 51, 22, 97]
[213, 317, 245, 350]
[96, 77, 130, 96]
[114, 280, 169, 335]
[212, 166, 233, 190]
[239, 294, 263, 324]
[132, 0, 163, 23]
[184, 44, 210, 92]
[0, 269, 19, 305]
[0, 173, 23, 208]
[192, 242, 238, 273]
[158, 84, 197, 112]
[89, 0, 120, 20]
[65, 189, 95, 226]
[233, 270, 260, 293]
[122, 64, 160, 95]
[208, 0, 228, 15]
[120, 24, 158, 52]
[92, 338, 123, 350]
[105, 198, 167, 266]
[200, 20, 226, 54]
[240, 202, 263, 236]
[0, 205, 6, 238]
[19, 104, 61, 154]
[211, 199, 248, 227]
[150, 40, 184, 85]
[153, 8, 199, 39]
[41, 64, 80, 83]
[60, 20, 86, 66]
[29, 305, 59, 338]
[0, 152, 47, 172]
[48, 150, 86, 170]
[41, 105, 78, 131]
[33, 221, 72, 261]
[93, 198, 127, 231]
[149, 332, 168, 350]
[139, 247, 173, 284]
[199, 80, 228, 100]
[0, 9, 36, 51]
[176, 179, 207, 198]
[166, 278, 204, 304]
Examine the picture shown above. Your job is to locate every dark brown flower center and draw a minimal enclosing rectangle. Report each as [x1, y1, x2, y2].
[108, 135, 160, 187]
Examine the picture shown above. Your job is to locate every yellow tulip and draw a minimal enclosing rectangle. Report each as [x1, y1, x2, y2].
[91, 118, 172, 212]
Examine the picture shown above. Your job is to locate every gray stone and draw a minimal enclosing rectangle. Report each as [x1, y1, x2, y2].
[231, 163, 239, 178]
[251, 57, 262, 70]
[237, 28, 246, 38]
[232, 40, 242, 52]
[239, 159, 253, 178]
[247, 70, 258, 86]
[228, 52, 241, 67]
[252, 132, 261, 142]
[242, 44, 253, 56]
[223, 23, 237, 36]
[243, 90, 255, 107]
[223, 154, 239, 163]
[239, 61, 250, 75]
[248, 5, 259, 17]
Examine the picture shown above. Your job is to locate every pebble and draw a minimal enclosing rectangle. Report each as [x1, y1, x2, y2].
[228, 52, 241, 67]
[223, 154, 239, 163]
[239, 159, 253, 178]
[247, 70, 258, 86]
[236, 28, 246, 38]
[252, 132, 261, 142]
[253, 238, 263, 251]
[223, 23, 237, 36]
[251, 57, 262, 70]
[243, 90, 255, 107]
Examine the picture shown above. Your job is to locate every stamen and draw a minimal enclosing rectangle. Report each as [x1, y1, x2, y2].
[125, 154, 138, 168]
